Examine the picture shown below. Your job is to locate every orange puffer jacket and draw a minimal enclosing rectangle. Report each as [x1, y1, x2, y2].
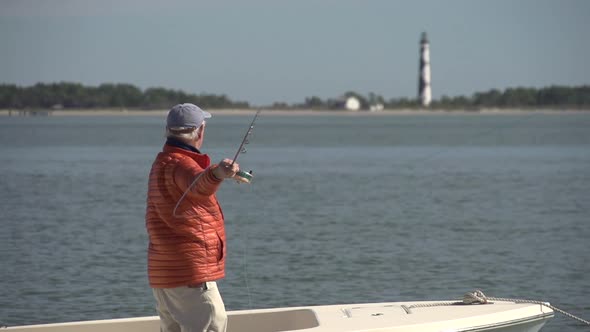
[146, 144, 226, 288]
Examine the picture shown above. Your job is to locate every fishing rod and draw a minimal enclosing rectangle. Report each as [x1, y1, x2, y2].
[172, 110, 261, 216]
[231, 110, 261, 184]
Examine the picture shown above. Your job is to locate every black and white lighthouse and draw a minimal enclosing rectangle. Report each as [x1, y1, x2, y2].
[418, 32, 432, 107]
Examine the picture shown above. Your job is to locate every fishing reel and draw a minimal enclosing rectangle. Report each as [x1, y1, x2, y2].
[234, 170, 253, 184]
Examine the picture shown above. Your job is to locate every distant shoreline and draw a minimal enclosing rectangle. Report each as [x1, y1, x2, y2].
[1, 108, 589, 117]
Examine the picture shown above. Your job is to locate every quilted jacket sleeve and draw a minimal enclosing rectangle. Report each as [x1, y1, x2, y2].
[173, 159, 223, 197]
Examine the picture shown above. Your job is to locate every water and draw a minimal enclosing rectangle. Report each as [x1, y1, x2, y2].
[1, 112, 589, 331]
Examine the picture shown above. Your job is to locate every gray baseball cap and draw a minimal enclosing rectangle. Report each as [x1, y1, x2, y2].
[166, 103, 211, 128]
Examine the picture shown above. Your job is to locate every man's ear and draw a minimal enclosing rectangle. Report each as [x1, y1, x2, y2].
[197, 124, 205, 139]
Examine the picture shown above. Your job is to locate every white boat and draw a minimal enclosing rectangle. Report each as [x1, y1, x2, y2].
[3, 298, 553, 332]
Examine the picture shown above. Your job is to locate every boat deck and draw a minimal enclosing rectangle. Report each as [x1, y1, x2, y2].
[5, 300, 554, 332]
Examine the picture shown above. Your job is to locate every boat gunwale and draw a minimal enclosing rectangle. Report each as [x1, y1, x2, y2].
[450, 312, 554, 332]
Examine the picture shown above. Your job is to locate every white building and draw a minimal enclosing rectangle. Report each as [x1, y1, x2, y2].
[344, 96, 361, 111]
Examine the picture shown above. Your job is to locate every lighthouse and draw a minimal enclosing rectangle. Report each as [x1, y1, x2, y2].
[418, 32, 432, 107]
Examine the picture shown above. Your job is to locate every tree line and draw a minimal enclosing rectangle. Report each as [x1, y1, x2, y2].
[0, 82, 249, 110]
[1, 82, 589, 110]
[294, 86, 590, 110]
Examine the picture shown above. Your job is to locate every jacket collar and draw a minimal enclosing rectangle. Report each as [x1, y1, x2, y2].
[164, 138, 210, 168]
[166, 137, 201, 153]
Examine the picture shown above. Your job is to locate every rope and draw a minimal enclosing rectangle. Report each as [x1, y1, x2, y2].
[401, 289, 589, 326]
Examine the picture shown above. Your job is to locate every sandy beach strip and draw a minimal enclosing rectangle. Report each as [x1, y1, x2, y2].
[0, 108, 588, 117]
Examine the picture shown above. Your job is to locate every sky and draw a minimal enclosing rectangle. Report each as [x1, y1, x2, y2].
[1, 0, 589, 106]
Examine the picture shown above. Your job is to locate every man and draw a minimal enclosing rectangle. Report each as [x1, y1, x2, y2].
[145, 103, 239, 332]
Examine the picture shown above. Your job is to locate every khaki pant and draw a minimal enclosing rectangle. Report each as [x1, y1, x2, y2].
[152, 282, 227, 332]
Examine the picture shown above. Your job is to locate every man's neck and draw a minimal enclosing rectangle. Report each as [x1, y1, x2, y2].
[166, 137, 201, 154]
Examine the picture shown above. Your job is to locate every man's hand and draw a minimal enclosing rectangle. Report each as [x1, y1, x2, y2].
[212, 159, 239, 180]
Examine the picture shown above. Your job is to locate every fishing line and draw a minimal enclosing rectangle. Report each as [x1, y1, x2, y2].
[385, 111, 587, 315]
[230, 111, 260, 310]
[385, 112, 546, 230]
[239, 184, 255, 310]
[172, 110, 261, 217]
[169, 111, 261, 311]
[385, 111, 546, 225]
[394, 112, 541, 171]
